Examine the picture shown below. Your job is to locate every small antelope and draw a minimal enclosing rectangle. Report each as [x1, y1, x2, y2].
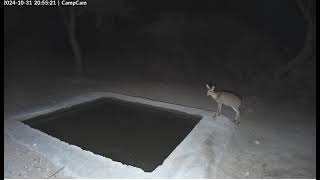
[206, 84, 242, 123]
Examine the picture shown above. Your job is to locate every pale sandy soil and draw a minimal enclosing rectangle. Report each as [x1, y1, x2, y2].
[4, 75, 316, 178]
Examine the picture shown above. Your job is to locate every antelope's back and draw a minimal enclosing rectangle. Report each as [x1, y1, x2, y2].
[218, 91, 241, 108]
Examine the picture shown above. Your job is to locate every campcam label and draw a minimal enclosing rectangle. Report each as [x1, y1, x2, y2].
[61, 0, 87, 6]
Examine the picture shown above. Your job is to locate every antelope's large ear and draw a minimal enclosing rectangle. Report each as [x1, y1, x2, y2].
[211, 85, 215, 90]
[206, 84, 211, 89]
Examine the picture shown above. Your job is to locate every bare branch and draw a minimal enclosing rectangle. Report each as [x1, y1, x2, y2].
[45, 166, 65, 179]
[58, 8, 70, 27]
[305, 0, 311, 12]
[295, 0, 313, 24]
[296, 0, 306, 13]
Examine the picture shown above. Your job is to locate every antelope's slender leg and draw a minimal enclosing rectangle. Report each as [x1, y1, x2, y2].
[217, 103, 222, 116]
[233, 107, 240, 123]
[214, 104, 219, 117]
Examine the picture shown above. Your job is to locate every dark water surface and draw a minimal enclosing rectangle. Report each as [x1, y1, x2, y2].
[23, 98, 201, 172]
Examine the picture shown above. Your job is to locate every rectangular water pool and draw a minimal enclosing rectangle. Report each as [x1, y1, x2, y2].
[23, 98, 201, 172]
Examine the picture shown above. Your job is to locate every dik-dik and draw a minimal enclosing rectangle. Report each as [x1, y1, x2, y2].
[206, 84, 242, 124]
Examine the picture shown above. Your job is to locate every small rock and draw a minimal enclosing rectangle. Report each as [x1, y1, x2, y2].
[33, 143, 37, 147]
[264, 175, 273, 178]
[254, 140, 260, 145]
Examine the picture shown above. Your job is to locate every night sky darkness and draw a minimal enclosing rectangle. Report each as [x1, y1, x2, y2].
[4, 0, 316, 104]
[4, 0, 308, 47]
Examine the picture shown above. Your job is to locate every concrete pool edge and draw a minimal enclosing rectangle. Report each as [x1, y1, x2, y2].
[4, 91, 236, 178]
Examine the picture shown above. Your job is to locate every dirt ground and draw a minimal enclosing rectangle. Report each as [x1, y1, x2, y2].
[4, 76, 316, 178]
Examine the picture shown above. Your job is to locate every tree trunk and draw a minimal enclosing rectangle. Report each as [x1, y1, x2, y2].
[67, 9, 83, 75]
[274, 23, 315, 78]
[274, 0, 315, 79]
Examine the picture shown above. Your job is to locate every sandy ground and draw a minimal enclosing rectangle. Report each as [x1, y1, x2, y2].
[4, 76, 316, 178]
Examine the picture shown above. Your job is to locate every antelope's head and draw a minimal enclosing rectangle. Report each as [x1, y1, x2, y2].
[206, 84, 216, 96]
